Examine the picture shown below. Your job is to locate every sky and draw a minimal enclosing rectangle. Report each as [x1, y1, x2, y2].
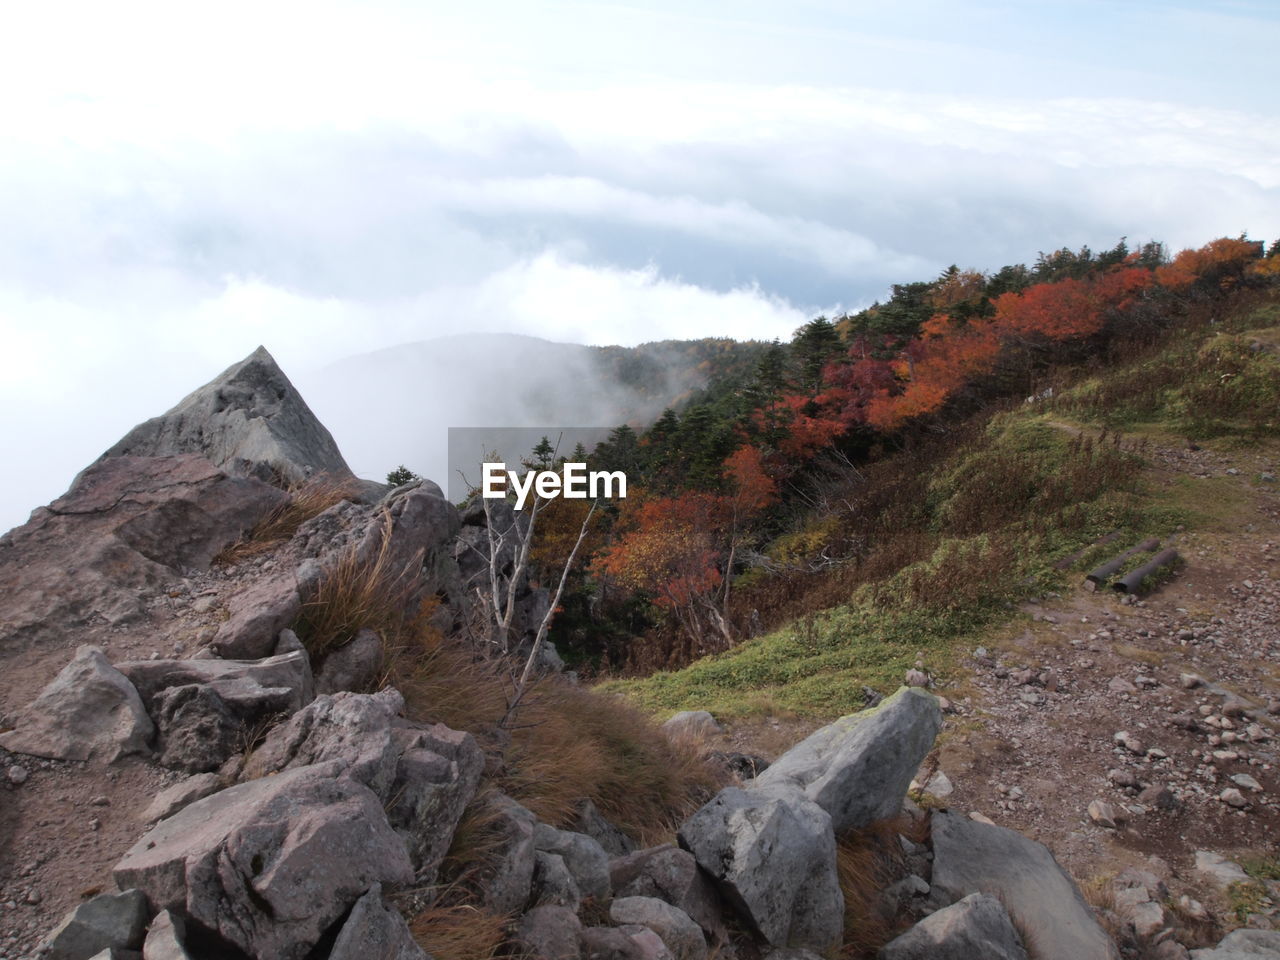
[2, 0, 1278, 530]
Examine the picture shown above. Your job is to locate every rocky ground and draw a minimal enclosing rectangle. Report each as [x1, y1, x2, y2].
[706, 434, 1280, 956]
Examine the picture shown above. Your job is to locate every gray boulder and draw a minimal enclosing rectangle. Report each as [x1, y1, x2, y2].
[152, 683, 241, 772]
[534, 823, 612, 903]
[100, 345, 355, 487]
[141, 774, 224, 824]
[329, 884, 427, 960]
[0, 646, 154, 763]
[316, 627, 385, 694]
[518, 905, 583, 960]
[609, 844, 725, 941]
[878, 893, 1029, 960]
[929, 810, 1118, 960]
[1191, 929, 1280, 959]
[677, 786, 841, 953]
[113, 762, 414, 960]
[610, 897, 707, 960]
[752, 686, 941, 833]
[116, 650, 313, 715]
[40, 889, 148, 960]
[0, 455, 285, 649]
[141, 910, 191, 960]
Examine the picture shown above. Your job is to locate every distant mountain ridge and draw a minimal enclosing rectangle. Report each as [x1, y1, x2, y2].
[297, 331, 767, 488]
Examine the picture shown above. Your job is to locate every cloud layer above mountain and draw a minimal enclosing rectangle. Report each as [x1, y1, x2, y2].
[1, 0, 1278, 528]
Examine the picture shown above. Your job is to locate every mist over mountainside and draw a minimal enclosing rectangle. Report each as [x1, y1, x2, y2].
[297, 331, 766, 492]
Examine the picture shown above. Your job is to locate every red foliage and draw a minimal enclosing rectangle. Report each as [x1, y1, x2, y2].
[1156, 237, 1262, 291]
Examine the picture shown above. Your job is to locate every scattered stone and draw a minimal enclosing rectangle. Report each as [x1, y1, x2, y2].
[113, 762, 413, 959]
[1109, 677, 1138, 695]
[141, 909, 192, 960]
[479, 795, 537, 915]
[1194, 850, 1250, 888]
[533, 823, 611, 903]
[1231, 773, 1263, 792]
[609, 844, 726, 942]
[315, 628, 384, 695]
[575, 799, 637, 858]
[1218, 787, 1248, 809]
[1192, 928, 1280, 959]
[1138, 784, 1177, 810]
[6, 765, 28, 785]
[532, 851, 582, 910]
[1180, 674, 1204, 690]
[152, 683, 241, 773]
[1088, 800, 1119, 829]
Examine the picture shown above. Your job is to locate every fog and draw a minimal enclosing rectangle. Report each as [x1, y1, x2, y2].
[1, 1, 1278, 531]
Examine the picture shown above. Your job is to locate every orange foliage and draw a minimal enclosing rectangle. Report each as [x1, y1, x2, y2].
[992, 276, 1102, 340]
[593, 492, 727, 609]
[723, 445, 778, 514]
[927, 269, 986, 311]
[1156, 237, 1262, 291]
[866, 320, 1000, 430]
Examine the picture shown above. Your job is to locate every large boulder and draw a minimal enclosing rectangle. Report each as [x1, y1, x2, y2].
[328, 884, 427, 960]
[677, 786, 842, 953]
[210, 576, 304, 659]
[929, 810, 1118, 960]
[113, 762, 413, 960]
[99, 345, 356, 487]
[0, 646, 154, 763]
[316, 627, 384, 694]
[39, 889, 148, 960]
[0, 455, 285, 649]
[752, 687, 941, 833]
[878, 893, 1029, 960]
[575, 799, 637, 858]
[141, 910, 192, 960]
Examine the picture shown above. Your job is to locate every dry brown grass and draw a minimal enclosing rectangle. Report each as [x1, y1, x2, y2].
[837, 816, 926, 959]
[294, 513, 424, 661]
[409, 903, 509, 960]
[215, 475, 357, 565]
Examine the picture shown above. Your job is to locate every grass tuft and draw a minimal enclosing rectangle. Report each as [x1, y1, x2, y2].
[215, 475, 358, 565]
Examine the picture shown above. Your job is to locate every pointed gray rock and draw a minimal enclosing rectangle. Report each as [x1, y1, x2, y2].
[752, 686, 941, 833]
[141, 910, 191, 960]
[101, 345, 355, 486]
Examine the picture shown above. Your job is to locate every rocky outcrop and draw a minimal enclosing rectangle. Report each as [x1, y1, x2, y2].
[0, 646, 154, 763]
[0, 455, 286, 648]
[878, 893, 1029, 960]
[929, 810, 1118, 960]
[116, 649, 313, 715]
[99, 346, 357, 488]
[609, 845, 725, 942]
[610, 897, 707, 960]
[752, 686, 941, 833]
